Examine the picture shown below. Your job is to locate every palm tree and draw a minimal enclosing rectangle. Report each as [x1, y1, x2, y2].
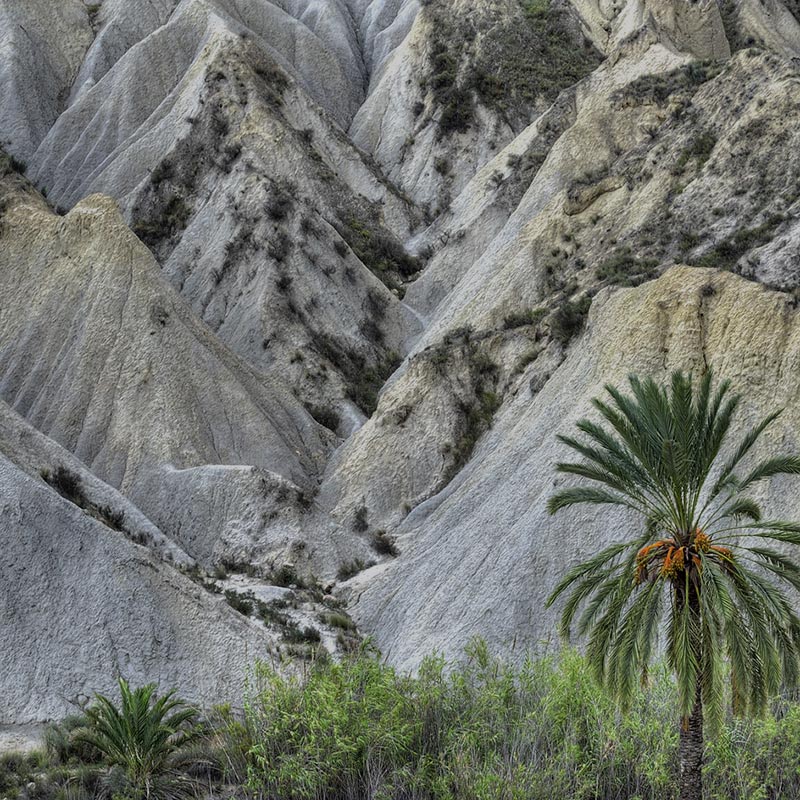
[76, 679, 202, 800]
[546, 371, 800, 800]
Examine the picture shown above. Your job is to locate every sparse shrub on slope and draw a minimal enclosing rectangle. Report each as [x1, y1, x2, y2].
[549, 294, 592, 345]
[40, 465, 128, 534]
[421, 0, 602, 136]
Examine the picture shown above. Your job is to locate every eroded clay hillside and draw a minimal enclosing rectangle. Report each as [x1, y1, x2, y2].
[2, 0, 800, 723]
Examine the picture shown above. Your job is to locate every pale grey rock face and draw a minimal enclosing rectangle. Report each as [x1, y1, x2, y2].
[0, 176, 336, 572]
[0, 189, 331, 492]
[0, 400, 192, 567]
[27, 1, 422, 429]
[0, 451, 273, 723]
[2, 0, 800, 730]
[70, 0, 182, 104]
[730, 0, 800, 57]
[0, 0, 92, 162]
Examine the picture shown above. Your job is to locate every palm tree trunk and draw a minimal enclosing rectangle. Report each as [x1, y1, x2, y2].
[678, 679, 703, 800]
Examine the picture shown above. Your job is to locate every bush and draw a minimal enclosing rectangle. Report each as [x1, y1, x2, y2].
[320, 613, 357, 632]
[422, 0, 601, 137]
[270, 564, 305, 588]
[371, 530, 399, 557]
[265, 188, 294, 221]
[13, 648, 800, 799]
[282, 623, 321, 645]
[9, 155, 27, 174]
[338, 218, 420, 281]
[691, 214, 785, 272]
[336, 558, 375, 582]
[41, 464, 84, 505]
[550, 295, 592, 346]
[241, 643, 680, 800]
[613, 61, 721, 106]
[502, 308, 545, 329]
[224, 590, 254, 616]
[233, 642, 800, 799]
[40, 465, 128, 534]
[595, 248, 659, 286]
[76, 679, 202, 800]
[352, 505, 368, 533]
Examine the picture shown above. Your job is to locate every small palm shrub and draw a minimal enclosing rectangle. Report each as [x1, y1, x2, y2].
[76, 679, 202, 800]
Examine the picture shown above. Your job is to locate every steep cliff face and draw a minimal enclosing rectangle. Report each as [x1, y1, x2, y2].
[0, 401, 273, 724]
[2, 0, 800, 724]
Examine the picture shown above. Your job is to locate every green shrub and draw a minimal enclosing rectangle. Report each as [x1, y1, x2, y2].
[502, 307, 546, 329]
[321, 613, 357, 632]
[691, 215, 785, 272]
[270, 564, 304, 588]
[9, 155, 27, 174]
[240, 644, 680, 800]
[15, 648, 800, 799]
[305, 403, 340, 432]
[40, 465, 127, 534]
[371, 530, 399, 557]
[595, 248, 659, 286]
[672, 130, 717, 175]
[224, 590, 254, 616]
[339, 217, 420, 280]
[352, 505, 368, 533]
[336, 558, 375, 582]
[40, 464, 84, 505]
[234, 643, 800, 799]
[550, 295, 592, 345]
[613, 61, 721, 106]
[282, 623, 321, 645]
[422, 0, 601, 137]
[76, 679, 202, 800]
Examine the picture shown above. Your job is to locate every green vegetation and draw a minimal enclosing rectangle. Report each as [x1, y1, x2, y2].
[718, 0, 749, 51]
[305, 402, 340, 433]
[371, 529, 399, 557]
[547, 371, 800, 800]
[239, 643, 800, 799]
[613, 61, 722, 107]
[282, 624, 321, 646]
[40, 464, 128, 535]
[13, 642, 800, 799]
[595, 247, 660, 286]
[336, 558, 376, 582]
[549, 294, 592, 345]
[428, 332, 502, 485]
[672, 131, 717, 176]
[422, 0, 601, 136]
[312, 331, 401, 415]
[319, 612, 357, 631]
[77, 679, 202, 800]
[265, 184, 294, 220]
[8, 155, 27, 174]
[224, 590, 254, 616]
[86, 4, 102, 27]
[502, 307, 546, 329]
[338, 217, 420, 282]
[352, 504, 369, 533]
[132, 192, 191, 250]
[691, 214, 785, 272]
